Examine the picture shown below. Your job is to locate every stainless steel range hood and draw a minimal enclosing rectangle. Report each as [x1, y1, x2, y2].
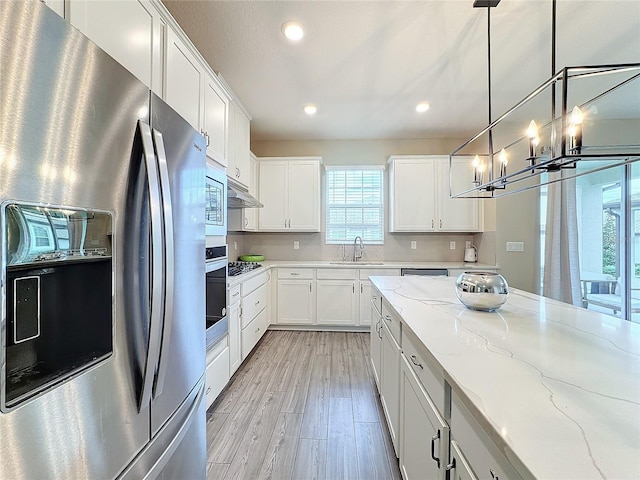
[227, 179, 263, 208]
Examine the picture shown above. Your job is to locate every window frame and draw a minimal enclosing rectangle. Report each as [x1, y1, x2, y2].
[324, 165, 385, 245]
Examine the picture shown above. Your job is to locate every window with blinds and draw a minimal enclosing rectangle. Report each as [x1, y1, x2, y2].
[325, 167, 384, 244]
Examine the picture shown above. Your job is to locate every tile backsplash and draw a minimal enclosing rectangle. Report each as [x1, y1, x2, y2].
[228, 231, 496, 264]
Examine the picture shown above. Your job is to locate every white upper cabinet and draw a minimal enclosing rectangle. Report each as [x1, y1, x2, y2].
[43, 0, 65, 17]
[389, 155, 482, 232]
[165, 27, 202, 130]
[202, 75, 229, 166]
[69, 0, 163, 94]
[227, 100, 251, 188]
[165, 27, 230, 165]
[258, 157, 321, 232]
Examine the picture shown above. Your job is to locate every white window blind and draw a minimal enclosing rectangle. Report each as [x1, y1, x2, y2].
[325, 167, 384, 244]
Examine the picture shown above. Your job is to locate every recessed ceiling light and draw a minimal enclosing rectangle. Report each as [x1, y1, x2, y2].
[282, 21, 304, 42]
[416, 103, 430, 113]
[304, 104, 317, 115]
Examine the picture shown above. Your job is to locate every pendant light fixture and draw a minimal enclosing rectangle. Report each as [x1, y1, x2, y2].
[449, 0, 640, 198]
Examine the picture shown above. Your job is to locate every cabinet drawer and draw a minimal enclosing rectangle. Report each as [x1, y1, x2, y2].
[316, 268, 357, 280]
[242, 283, 267, 329]
[359, 268, 401, 278]
[381, 299, 401, 345]
[241, 308, 267, 359]
[402, 328, 446, 417]
[277, 268, 314, 279]
[205, 343, 230, 409]
[228, 284, 241, 305]
[450, 394, 524, 480]
[241, 270, 268, 296]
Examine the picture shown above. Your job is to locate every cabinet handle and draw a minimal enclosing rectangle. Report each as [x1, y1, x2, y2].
[377, 320, 382, 339]
[445, 459, 456, 472]
[352, 284, 355, 293]
[410, 354, 424, 370]
[255, 300, 260, 306]
[244, 217, 248, 227]
[384, 314, 392, 322]
[372, 295, 377, 301]
[360, 284, 363, 294]
[290, 272, 300, 276]
[255, 327, 260, 333]
[440, 219, 442, 228]
[431, 219, 434, 229]
[430, 430, 440, 468]
[232, 292, 240, 298]
[490, 469, 499, 480]
[205, 386, 211, 395]
[309, 283, 312, 292]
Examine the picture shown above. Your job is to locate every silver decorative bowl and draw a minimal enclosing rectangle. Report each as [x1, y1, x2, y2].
[455, 271, 509, 312]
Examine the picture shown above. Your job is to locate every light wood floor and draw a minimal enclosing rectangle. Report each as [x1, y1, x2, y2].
[206, 330, 402, 480]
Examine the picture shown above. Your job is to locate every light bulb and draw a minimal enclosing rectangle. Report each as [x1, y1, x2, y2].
[527, 120, 538, 139]
[499, 149, 508, 165]
[472, 155, 480, 168]
[303, 104, 317, 115]
[570, 106, 583, 125]
[282, 21, 304, 41]
[415, 102, 430, 113]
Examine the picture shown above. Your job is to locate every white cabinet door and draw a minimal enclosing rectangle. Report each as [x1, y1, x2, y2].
[228, 299, 241, 376]
[258, 158, 321, 232]
[447, 441, 479, 480]
[165, 28, 202, 130]
[288, 160, 320, 231]
[276, 280, 314, 324]
[316, 280, 356, 325]
[438, 157, 481, 231]
[400, 355, 450, 480]
[205, 340, 230, 410]
[245, 154, 258, 230]
[229, 104, 251, 188]
[203, 75, 229, 166]
[370, 302, 383, 390]
[389, 157, 436, 232]
[43, 0, 65, 17]
[380, 321, 401, 456]
[258, 160, 288, 230]
[69, 0, 162, 93]
[359, 280, 372, 326]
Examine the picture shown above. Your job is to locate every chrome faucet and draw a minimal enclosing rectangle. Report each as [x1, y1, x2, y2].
[353, 236, 364, 262]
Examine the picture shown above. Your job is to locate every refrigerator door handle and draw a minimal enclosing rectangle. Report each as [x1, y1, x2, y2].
[151, 129, 175, 397]
[138, 120, 166, 412]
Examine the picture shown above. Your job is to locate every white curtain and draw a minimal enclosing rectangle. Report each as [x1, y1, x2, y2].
[543, 172, 582, 305]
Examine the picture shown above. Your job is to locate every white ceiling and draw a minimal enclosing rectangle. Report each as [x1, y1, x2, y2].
[161, 0, 640, 142]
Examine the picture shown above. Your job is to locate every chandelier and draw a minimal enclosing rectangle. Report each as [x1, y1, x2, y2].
[450, 1, 640, 198]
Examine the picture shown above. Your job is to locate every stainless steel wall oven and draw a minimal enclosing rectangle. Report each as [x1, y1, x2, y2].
[205, 245, 228, 349]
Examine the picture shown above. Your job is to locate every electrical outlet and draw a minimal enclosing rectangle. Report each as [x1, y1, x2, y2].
[234, 241, 237, 250]
[466, 240, 471, 248]
[506, 241, 524, 252]
[293, 241, 300, 250]
[411, 241, 417, 250]
[450, 241, 456, 250]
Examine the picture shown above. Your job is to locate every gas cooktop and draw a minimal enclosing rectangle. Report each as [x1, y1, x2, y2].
[228, 261, 262, 277]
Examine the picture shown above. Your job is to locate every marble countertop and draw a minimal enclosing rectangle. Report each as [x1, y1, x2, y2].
[369, 275, 640, 480]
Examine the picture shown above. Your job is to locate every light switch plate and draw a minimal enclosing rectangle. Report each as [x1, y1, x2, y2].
[506, 241, 524, 252]
[293, 241, 300, 250]
[411, 241, 417, 250]
[450, 241, 456, 250]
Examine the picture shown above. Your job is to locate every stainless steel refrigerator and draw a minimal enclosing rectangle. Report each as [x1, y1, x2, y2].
[0, 1, 206, 478]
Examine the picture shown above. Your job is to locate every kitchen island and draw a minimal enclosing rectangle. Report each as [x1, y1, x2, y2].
[370, 275, 640, 479]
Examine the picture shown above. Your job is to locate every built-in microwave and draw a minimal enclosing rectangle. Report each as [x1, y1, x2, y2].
[205, 164, 227, 237]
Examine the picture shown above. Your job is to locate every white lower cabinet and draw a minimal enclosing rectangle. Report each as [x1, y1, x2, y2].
[400, 354, 450, 480]
[205, 338, 230, 410]
[450, 394, 523, 480]
[276, 269, 315, 325]
[316, 269, 357, 325]
[447, 441, 479, 480]
[239, 271, 269, 360]
[228, 285, 241, 376]
[380, 319, 401, 456]
[370, 287, 383, 389]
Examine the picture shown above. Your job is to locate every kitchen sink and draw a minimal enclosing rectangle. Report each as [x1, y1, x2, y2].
[329, 261, 384, 265]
